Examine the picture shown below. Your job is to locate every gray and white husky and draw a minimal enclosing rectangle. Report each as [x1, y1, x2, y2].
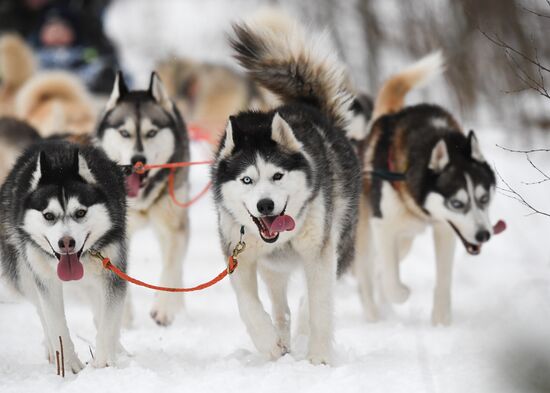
[211, 17, 361, 364]
[0, 140, 127, 372]
[96, 72, 190, 326]
[354, 52, 499, 325]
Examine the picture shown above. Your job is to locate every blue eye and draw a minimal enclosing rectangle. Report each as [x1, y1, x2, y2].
[119, 129, 130, 138]
[479, 195, 489, 205]
[241, 176, 253, 185]
[450, 199, 465, 209]
[146, 129, 158, 138]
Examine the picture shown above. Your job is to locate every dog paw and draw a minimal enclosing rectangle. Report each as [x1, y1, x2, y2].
[65, 354, 85, 374]
[385, 283, 410, 304]
[150, 296, 182, 326]
[307, 350, 331, 366]
[431, 304, 452, 326]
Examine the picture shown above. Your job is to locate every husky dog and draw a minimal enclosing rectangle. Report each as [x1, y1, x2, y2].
[96, 72, 190, 326]
[354, 52, 497, 325]
[0, 140, 127, 372]
[211, 17, 360, 364]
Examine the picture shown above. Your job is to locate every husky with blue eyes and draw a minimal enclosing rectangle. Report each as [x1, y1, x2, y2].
[353, 53, 498, 326]
[95, 72, 190, 326]
[0, 140, 127, 372]
[211, 16, 360, 365]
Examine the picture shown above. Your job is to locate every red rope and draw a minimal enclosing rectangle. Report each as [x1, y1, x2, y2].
[97, 255, 238, 292]
[133, 160, 213, 208]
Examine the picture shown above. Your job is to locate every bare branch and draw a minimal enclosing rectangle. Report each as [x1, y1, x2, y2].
[497, 145, 550, 153]
[495, 167, 550, 217]
[479, 29, 550, 74]
[520, 5, 550, 19]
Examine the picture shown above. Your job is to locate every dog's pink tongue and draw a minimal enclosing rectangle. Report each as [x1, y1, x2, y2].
[125, 173, 141, 198]
[493, 220, 507, 235]
[57, 254, 84, 281]
[270, 215, 296, 233]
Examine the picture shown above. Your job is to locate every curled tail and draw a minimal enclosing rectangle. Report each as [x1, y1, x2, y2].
[372, 51, 444, 121]
[229, 10, 353, 129]
[0, 34, 35, 89]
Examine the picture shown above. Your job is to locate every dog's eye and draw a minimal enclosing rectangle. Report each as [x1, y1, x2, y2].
[75, 209, 87, 219]
[450, 199, 465, 209]
[146, 129, 158, 138]
[273, 172, 284, 181]
[119, 129, 130, 138]
[479, 195, 489, 205]
[43, 212, 55, 221]
[241, 176, 253, 185]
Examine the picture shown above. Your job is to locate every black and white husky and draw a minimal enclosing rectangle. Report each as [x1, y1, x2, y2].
[0, 140, 127, 372]
[211, 17, 361, 364]
[354, 53, 498, 325]
[96, 72, 190, 326]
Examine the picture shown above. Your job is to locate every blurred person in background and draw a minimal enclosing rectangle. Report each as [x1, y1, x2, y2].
[0, 0, 118, 93]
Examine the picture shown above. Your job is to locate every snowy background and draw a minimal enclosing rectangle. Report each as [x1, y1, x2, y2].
[2, 1, 550, 392]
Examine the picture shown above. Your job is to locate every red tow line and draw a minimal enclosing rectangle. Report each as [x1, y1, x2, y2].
[132, 160, 213, 208]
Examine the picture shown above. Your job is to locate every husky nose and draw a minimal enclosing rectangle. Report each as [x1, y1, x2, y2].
[58, 236, 76, 253]
[257, 199, 275, 215]
[131, 155, 147, 166]
[475, 230, 491, 243]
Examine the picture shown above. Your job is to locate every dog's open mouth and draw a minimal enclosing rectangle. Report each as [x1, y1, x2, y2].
[54, 248, 84, 281]
[250, 211, 296, 243]
[448, 221, 481, 256]
[125, 172, 147, 198]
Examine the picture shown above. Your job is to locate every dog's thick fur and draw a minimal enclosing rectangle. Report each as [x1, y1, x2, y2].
[157, 57, 276, 145]
[0, 34, 36, 117]
[354, 52, 496, 325]
[211, 15, 360, 364]
[0, 117, 41, 184]
[96, 72, 190, 326]
[15, 71, 96, 137]
[0, 140, 128, 372]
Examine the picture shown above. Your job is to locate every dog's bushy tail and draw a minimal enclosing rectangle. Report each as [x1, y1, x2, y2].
[372, 52, 444, 121]
[0, 34, 35, 89]
[230, 9, 353, 129]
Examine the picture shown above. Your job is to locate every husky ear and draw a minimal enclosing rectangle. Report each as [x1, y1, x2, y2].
[74, 150, 96, 184]
[219, 117, 236, 159]
[30, 151, 49, 190]
[429, 139, 449, 172]
[149, 72, 173, 113]
[468, 130, 485, 163]
[106, 71, 128, 111]
[271, 113, 302, 152]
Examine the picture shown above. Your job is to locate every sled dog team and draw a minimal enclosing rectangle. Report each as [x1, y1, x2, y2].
[0, 12, 500, 371]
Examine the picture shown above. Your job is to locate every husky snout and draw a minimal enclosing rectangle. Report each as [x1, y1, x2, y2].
[257, 198, 275, 215]
[58, 236, 76, 254]
[475, 229, 491, 243]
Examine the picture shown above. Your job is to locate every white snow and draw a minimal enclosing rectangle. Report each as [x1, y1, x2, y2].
[1, 128, 550, 393]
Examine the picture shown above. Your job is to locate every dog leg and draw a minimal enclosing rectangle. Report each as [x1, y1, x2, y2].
[431, 222, 456, 326]
[303, 245, 335, 365]
[372, 220, 410, 304]
[259, 264, 291, 354]
[353, 201, 378, 321]
[92, 287, 125, 368]
[231, 257, 284, 360]
[36, 281, 84, 373]
[150, 211, 189, 326]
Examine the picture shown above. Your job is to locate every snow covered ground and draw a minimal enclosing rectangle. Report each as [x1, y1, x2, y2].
[1, 126, 550, 393]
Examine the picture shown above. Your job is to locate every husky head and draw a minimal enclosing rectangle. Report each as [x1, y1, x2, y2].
[212, 112, 311, 244]
[423, 131, 496, 255]
[96, 71, 185, 204]
[22, 144, 125, 281]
